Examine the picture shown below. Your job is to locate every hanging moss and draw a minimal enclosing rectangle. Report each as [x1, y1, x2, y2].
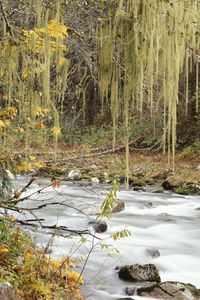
[97, 0, 200, 182]
[0, 0, 69, 158]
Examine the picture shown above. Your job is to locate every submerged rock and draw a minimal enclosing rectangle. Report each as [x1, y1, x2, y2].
[137, 281, 200, 300]
[145, 248, 160, 259]
[0, 282, 22, 300]
[118, 264, 161, 283]
[88, 220, 107, 233]
[125, 287, 135, 296]
[68, 170, 81, 181]
[145, 202, 156, 209]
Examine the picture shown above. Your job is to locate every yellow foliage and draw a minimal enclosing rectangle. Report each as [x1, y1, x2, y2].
[4, 119, 11, 126]
[29, 155, 36, 161]
[0, 246, 9, 254]
[5, 107, 17, 118]
[32, 161, 44, 169]
[23, 20, 68, 54]
[51, 126, 61, 135]
[48, 20, 69, 39]
[0, 120, 5, 131]
[58, 56, 66, 66]
[66, 270, 84, 285]
[22, 70, 30, 79]
[17, 161, 32, 173]
[0, 218, 84, 300]
[35, 122, 46, 129]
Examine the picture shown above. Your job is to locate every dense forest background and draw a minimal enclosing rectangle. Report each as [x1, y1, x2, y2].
[0, 0, 199, 162]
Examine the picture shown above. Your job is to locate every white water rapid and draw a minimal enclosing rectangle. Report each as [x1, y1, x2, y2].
[15, 177, 200, 300]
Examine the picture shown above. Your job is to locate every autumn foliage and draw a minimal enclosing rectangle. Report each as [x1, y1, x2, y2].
[0, 218, 83, 300]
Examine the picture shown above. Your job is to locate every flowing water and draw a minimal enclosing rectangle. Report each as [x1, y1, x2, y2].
[15, 176, 200, 300]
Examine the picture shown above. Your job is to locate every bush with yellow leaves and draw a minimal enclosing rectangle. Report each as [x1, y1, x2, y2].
[0, 217, 84, 300]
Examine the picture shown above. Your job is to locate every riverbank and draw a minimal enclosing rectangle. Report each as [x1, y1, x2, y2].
[37, 149, 200, 196]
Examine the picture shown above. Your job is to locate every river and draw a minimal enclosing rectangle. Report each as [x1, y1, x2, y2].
[15, 176, 200, 300]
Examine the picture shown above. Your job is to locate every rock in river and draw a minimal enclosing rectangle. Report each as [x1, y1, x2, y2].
[137, 281, 200, 300]
[118, 264, 161, 283]
[88, 220, 108, 233]
[145, 247, 160, 259]
[91, 177, 100, 185]
[162, 175, 184, 190]
[112, 199, 125, 213]
[68, 170, 81, 181]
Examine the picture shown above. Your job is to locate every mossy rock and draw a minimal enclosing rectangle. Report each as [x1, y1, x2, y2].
[162, 175, 184, 190]
[137, 281, 200, 299]
[118, 264, 161, 283]
[129, 177, 145, 187]
[173, 184, 200, 195]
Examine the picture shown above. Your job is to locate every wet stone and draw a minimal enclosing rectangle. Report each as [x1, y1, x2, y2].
[125, 287, 135, 296]
[88, 220, 107, 233]
[118, 264, 161, 283]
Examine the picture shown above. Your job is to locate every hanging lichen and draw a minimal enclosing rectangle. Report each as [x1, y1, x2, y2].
[97, 0, 200, 181]
[0, 0, 69, 161]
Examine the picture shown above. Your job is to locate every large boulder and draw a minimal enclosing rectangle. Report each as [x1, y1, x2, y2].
[162, 176, 200, 195]
[162, 175, 184, 190]
[137, 281, 200, 300]
[118, 264, 161, 283]
[0, 282, 22, 300]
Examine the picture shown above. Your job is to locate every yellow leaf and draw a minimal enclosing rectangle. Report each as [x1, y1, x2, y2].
[29, 155, 36, 161]
[17, 161, 32, 172]
[35, 106, 43, 117]
[32, 161, 44, 169]
[51, 178, 60, 188]
[0, 120, 5, 130]
[22, 70, 29, 79]
[35, 122, 46, 129]
[51, 126, 61, 135]
[0, 247, 9, 254]
[58, 56, 66, 66]
[4, 119, 11, 126]
[14, 190, 22, 199]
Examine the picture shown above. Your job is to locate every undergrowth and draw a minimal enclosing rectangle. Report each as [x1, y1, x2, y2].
[0, 217, 83, 300]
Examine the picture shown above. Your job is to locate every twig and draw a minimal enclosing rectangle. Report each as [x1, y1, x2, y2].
[16, 219, 101, 239]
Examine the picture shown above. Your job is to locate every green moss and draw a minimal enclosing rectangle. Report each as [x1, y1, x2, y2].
[137, 284, 158, 296]
[81, 173, 92, 180]
[173, 185, 200, 195]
